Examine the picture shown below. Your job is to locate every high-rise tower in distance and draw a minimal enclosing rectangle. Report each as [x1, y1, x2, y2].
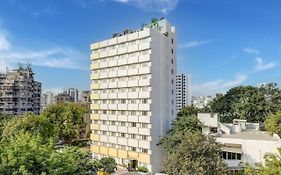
[176, 73, 192, 113]
[90, 18, 176, 173]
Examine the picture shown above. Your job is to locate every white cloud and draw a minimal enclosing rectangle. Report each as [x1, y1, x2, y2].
[192, 74, 247, 96]
[0, 29, 88, 73]
[0, 34, 11, 50]
[179, 40, 212, 49]
[255, 57, 276, 72]
[243, 48, 259, 55]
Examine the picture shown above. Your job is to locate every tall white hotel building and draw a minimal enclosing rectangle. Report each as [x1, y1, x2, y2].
[90, 18, 176, 173]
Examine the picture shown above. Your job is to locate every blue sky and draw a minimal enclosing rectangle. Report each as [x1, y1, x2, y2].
[0, 0, 281, 96]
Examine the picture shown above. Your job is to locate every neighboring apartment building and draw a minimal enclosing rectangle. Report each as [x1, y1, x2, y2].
[55, 92, 74, 103]
[0, 65, 41, 115]
[68, 88, 79, 102]
[90, 18, 177, 173]
[192, 95, 214, 109]
[79, 90, 91, 141]
[198, 113, 281, 173]
[176, 74, 191, 113]
[41, 91, 55, 110]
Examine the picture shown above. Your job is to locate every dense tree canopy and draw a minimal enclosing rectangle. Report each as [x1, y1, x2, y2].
[161, 106, 227, 175]
[210, 83, 281, 122]
[0, 103, 117, 175]
[265, 112, 281, 137]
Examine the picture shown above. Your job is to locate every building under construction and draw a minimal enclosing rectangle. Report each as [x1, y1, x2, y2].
[0, 65, 41, 115]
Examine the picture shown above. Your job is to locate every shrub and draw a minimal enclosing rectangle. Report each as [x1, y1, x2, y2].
[137, 166, 148, 173]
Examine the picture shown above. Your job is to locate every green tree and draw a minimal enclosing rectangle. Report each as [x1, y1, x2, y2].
[210, 83, 281, 122]
[163, 132, 227, 175]
[265, 112, 281, 137]
[257, 148, 281, 174]
[0, 132, 98, 175]
[41, 103, 87, 144]
[98, 157, 117, 173]
[161, 107, 227, 174]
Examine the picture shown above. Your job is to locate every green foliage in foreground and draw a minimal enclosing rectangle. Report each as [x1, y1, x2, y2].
[265, 112, 281, 137]
[0, 103, 117, 175]
[161, 106, 227, 175]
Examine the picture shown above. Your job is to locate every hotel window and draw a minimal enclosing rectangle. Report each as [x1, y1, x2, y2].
[120, 111, 126, 115]
[93, 130, 98, 134]
[121, 99, 126, 104]
[111, 100, 116, 104]
[140, 135, 148, 140]
[120, 145, 126, 149]
[141, 99, 148, 104]
[120, 88, 127, 93]
[102, 110, 107, 114]
[93, 120, 99, 124]
[141, 148, 148, 153]
[141, 75, 148, 79]
[93, 110, 98, 114]
[171, 49, 174, 54]
[110, 89, 116, 93]
[130, 64, 137, 69]
[129, 134, 136, 139]
[119, 66, 127, 70]
[141, 50, 149, 55]
[130, 87, 137, 92]
[130, 99, 137, 104]
[102, 99, 106, 104]
[130, 52, 138, 57]
[111, 110, 116, 115]
[130, 122, 137, 127]
[120, 121, 126, 126]
[131, 147, 137, 152]
[110, 132, 116, 136]
[130, 41, 137, 46]
[102, 131, 107, 135]
[102, 120, 107, 125]
[120, 133, 126, 137]
[141, 62, 149, 67]
[141, 123, 148, 128]
[102, 58, 107, 62]
[102, 48, 107, 52]
[111, 121, 116, 125]
[110, 46, 115, 50]
[102, 69, 107, 73]
[120, 43, 126, 48]
[102, 89, 107, 93]
[171, 38, 174, 44]
[171, 59, 174, 64]
[141, 87, 148, 92]
[141, 111, 148, 116]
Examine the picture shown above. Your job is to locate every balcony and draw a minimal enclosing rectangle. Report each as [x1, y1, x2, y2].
[100, 51, 108, 58]
[108, 125, 117, 132]
[100, 124, 108, 131]
[139, 104, 150, 111]
[127, 115, 139, 122]
[139, 140, 150, 149]
[90, 74, 99, 80]
[99, 40, 108, 48]
[118, 137, 127, 145]
[90, 114, 99, 120]
[108, 114, 117, 121]
[108, 71, 117, 78]
[108, 49, 118, 57]
[91, 104, 100, 110]
[90, 124, 99, 130]
[118, 92, 127, 99]
[90, 134, 100, 141]
[128, 139, 138, 147]
[91, 63, 100, 70]
[108, 38, 117, 46]
[118, 70, 127, 77]
[128, 80, 139, 87]
[100, 72, 108, 79]
[100, 61, 108, 68]
[139, 116, 150, 123]
[118, 104, 127, 110]
[91, 83, 100, 90]
[118, 58, 127, 65]
[90, 43, 100, 50]
[91, 94, 100, 100]
[139, 42, 151, 50]
[139, 128, 150, 135]
[139, 91, 150, 98]
[100, 93, 108, 99]
[128, 32, 139, 41]
[139, 29, 150, 38]
[128, 92, 138, 98]
[118, 47, 127, 55]
[127, 56, 138, 64]
[100, 135, 108, 143]
[100, 114, 107, 120]
[90, 53, 100, 60]
[108, 93, 117, 99]
[117, 81, 127, 88]
[118, 126, 127, 133]
[100, 83, 108, 89]
[128, 45, 139, 53]
[139, 54, 150, 62]
[108, 136, 117, 144]
[128, 104, 138, 110]
[118, 35, 127, 43]
[118, 115, 127, 122]
[139, 79, 150, 86]
[108, 82, 117, 88]
[139, 67, 151, 74]
[108, 60, 118, 67]
[100, 104, 108, 110]
[108, 104, 117, 110]
[128, 69, 138, 76]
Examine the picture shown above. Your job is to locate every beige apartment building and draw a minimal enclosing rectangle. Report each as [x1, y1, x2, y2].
[90, 18, 177, 173]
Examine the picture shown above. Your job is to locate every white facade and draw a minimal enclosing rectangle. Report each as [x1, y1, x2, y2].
[192, 95, 214, 109]
[176, 74, 191, 113]
[198, 113, 281, 171]
[90, 18, 177, 173]
[41, 91, 55, 110]
[68, 88, 79, 102]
